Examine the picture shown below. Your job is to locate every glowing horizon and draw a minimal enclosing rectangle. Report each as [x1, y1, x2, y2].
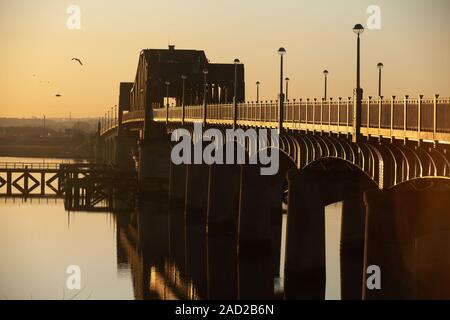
[0, 0, 449, 117]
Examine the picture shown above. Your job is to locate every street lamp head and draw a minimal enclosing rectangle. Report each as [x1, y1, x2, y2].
[234, 58, 240, 64]
[353, 24, 364, 35]
[323, 70, 329, 76]
[203, 68, 209, 75]
[377, 62, 384, 69]
[256, 81, 260, 85]
[165, 81, 170, 86]
[181, 74, 187, 80]
[278, 47, 286, 56]
[285, 77, 290, 82]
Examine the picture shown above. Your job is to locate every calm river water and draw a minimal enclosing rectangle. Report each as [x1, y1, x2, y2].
[0, 157, 341, 300]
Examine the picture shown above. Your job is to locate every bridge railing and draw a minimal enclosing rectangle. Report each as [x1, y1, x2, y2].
[102, 96, 450, 141]
[208, 104, 233, 121]
[0, 162, 70, 170]
[283, 98, 355, 127]
[149, 96, 450, 133]
[238, 102, 279, 123]
[358, 96, 450, 134]
[123, 110, 145, 123]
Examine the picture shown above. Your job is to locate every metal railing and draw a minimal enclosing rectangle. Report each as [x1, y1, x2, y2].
[100, 96, 450, 142]
[0, 162, 106, 171]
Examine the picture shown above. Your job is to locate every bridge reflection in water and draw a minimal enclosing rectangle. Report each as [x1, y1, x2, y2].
[115, 195, 277, 300]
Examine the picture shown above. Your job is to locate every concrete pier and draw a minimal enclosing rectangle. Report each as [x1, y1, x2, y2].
[285, 169, 326, 299]
[363, 180, 450, 299]
[284, 160, 376, 299]
[185, 163, 209, 226]
[238, 165, 272, 258]
[207, 164, 241, 237]
[138, 137, 171, 198]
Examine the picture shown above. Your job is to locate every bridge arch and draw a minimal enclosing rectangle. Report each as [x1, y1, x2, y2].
[284, 157, 378, 300]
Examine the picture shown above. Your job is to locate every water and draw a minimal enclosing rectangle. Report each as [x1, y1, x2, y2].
[0, 201, 134, 300]
[0, 157, 342, 300]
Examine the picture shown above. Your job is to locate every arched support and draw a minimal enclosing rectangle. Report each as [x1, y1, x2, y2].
[363, 178, 450, 299]
[284, 159, 377, 300]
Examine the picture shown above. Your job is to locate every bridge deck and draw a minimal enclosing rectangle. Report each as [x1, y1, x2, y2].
[101, 97, 450, 144]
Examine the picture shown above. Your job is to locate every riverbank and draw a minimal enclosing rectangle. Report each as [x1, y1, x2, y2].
[0, 144, 94, 159]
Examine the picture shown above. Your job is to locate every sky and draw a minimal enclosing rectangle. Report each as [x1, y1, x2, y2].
[0, 0, 449, 118]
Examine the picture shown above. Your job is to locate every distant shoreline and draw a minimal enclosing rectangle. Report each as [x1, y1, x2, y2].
[0, 145, 94, 160]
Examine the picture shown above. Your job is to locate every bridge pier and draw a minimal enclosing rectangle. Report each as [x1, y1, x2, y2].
[285, 161, 376, 300]
[237, 165, 275, 299]
[363, 180, 450, 299]
[183, 160, 210, 298]
[341, 192, 366, 300]
[238, 165, 272, 258]
[285, 169, 326, 299]
[207, 164, 241, 237]
[137, 125, 171, 199]
[204, 163, 240, 298]
[115, 132, 137, 170]
[185, 163, 209, 226]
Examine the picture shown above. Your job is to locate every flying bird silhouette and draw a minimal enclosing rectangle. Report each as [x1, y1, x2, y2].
[71, 58, 83, 66]
[55, 94, 62, 97]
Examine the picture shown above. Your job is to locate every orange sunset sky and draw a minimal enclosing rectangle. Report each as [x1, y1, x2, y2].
[0, 0, 449, 118]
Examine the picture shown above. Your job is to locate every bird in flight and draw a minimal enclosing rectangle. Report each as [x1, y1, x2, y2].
[55, 94, 62, 97]
[71, 58, 83, 66]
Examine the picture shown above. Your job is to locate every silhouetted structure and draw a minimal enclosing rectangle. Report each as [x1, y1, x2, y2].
[95, 46, 450, 300]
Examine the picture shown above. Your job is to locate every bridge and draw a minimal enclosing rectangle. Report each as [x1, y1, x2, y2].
[95, 46, 450, 300]
[0, 162, 135, 212]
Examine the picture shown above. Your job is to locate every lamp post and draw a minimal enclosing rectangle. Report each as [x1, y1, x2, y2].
[256, 81, 260, 103]
[323, 70, 329, 100]
[352, 24, 364, 143]
[377, 62, 384, 97]
[181, 75, 187, 125]
[233, 58, 240, 128]
[165, 81, 170, 123]
[285, 77, 290, 101]
[203, 68, 208, 125]
[278, 47, 286, 132]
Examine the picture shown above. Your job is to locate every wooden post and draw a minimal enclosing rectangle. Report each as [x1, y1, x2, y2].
[24, 166, 29, 197]
[40, 172, 45, 196]
[6, 171, 12, 195]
